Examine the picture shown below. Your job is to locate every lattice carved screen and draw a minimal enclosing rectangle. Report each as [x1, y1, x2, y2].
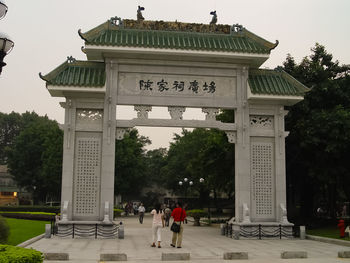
[251, 139, 275, 220]
[73, 133, 101, 219]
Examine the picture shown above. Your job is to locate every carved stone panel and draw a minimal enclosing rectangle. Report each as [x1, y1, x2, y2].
[76, 109, 103, 130]
[73, 132, 101, 220]
[250, 115, 274, 129]
[202, 108, 219, 121]
[117, 71, 237, 108]
[168, 107, 185, 120]
[251, 139, 275, 220]
[134, 105, 152, 119]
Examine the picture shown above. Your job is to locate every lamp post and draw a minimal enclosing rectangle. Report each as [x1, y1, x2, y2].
[0, 0, 7, 19]
[178, 177, 205, 208]
[0, 0, 14, 75]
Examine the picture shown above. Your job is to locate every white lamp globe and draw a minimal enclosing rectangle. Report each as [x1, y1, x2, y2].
[0, 0, 8, 20]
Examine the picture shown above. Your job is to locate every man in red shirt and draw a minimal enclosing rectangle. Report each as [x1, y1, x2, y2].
[170, 202, 187, 248]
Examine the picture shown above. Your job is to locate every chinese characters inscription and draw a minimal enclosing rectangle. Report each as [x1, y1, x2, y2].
[139, 79, 217, 94]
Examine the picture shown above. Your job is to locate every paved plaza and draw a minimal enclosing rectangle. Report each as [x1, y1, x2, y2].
[25, 214, 350, 263]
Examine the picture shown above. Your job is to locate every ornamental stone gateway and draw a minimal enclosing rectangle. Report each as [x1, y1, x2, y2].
[40, 16, 308, 238]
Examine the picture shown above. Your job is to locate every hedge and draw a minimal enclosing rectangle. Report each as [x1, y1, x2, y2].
[186, 209, 208, 218]
[0, 213, 54, 221]
[114, 209, 123, 218]
[0, 206, 60, 213]
[0, 216, 9, 244]
[0, 245, 43, 263]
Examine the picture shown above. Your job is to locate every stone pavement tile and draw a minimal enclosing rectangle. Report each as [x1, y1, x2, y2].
[24, 215, 350, 263]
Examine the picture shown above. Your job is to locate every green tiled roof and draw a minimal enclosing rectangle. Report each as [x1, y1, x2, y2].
[79, 20, 278, 54]
[249, 69, 309, 96]
[40, 60, 105, 87]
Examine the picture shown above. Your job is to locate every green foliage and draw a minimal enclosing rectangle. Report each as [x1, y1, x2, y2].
[6, 114, 63, 204]
[115, 129, 150, 199]
[0, 112, 47, 165]
[144, 148, 168, 186]
[283, 43, 350, 220]
[0, 216, 9, 244]
[164, 128, 234, 203]
[307, 226, 350, 241]
[0, 206, 59, 213]
[113, 209, 123, 218]
[186, 209, 207, 218]
[0, 213, 54, 221]
[0, 245, 43, 263]
[5, 218, 49, 246]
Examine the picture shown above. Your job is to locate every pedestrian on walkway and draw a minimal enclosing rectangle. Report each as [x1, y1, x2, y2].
[151, 203, 164, 248]
[164, 205, 171, 227]
[170, 202, 186, 248]
[138, 203, 145, 224]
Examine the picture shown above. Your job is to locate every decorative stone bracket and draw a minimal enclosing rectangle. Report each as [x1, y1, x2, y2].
[134, 105, 152, 119]
[116, 128, 128, 140]
[168, 106, 185, 120]
[242, 203, 251, 223]
[103, 201, 111, 223]
[61, 201, 69, 222]
[202, 108, 219, 121]
[225, 131, 236, 144]
[280, 203, 290, 224]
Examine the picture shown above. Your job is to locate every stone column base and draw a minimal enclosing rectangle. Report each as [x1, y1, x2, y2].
[56, 221, 118, 238]
[231, 222, 294, 239]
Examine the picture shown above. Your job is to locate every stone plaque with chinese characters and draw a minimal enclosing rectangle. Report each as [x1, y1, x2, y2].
[117, 72, 237, 108]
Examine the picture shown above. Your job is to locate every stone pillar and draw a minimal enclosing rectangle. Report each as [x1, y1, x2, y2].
[60, 99, 76, 221]
[274, 106, 289, 223]
[234, 66, 250, 223]
[100, 60, 118, 221]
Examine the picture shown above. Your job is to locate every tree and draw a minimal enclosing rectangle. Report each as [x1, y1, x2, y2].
[0, 111, 47, 164]
[163, 128, 234, 208]
[6, 115, 63, 203]
[144, 148, 168, 186]
[114, 129, 150, 200]
[283, 43, 350, 221]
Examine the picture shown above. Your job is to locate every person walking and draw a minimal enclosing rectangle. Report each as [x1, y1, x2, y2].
[138, 203, 145, 224]
[164, 205, 171, 227]
[150, 203, 164, 248]
[170, 202, 186, 248]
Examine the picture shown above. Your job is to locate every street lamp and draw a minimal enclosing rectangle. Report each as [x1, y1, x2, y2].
[0, 33, 14, 73]
[0, 0, 14, 75]
[0, 0, 8, 20]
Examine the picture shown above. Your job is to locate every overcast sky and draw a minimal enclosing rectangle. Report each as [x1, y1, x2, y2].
[1, 0, 349, 149]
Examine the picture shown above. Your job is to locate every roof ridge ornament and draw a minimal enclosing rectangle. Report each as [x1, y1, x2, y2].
[210, 11, 217, 25]
[67, 56, 76, 63]
[110, 16, 123, 27]
[137, 6, 145, 22]
[231, 23, 244, 34]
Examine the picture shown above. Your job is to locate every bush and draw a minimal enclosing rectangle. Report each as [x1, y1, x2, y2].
[114, 209, 123, 218]
[0, 245, 43, 263]
[0, 206, 60, 213]
[0, 217, 9, 244]
[187, 209, 208, 219]
[0, 213, 54, 221]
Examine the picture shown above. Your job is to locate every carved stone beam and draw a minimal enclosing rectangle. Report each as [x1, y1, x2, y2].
[134, 105, 152, 119]
[116, 128, 128, 140]
[168, 107, 186, 120]
[202, 108, 219, 121]
[225, 131, 236, 144]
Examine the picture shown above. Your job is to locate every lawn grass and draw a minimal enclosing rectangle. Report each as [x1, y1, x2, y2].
[5, 218, 50, 246]
[307, 226, 350, 241]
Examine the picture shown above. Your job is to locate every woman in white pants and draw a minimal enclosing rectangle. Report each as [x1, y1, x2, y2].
[151, 203, 164, 248]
